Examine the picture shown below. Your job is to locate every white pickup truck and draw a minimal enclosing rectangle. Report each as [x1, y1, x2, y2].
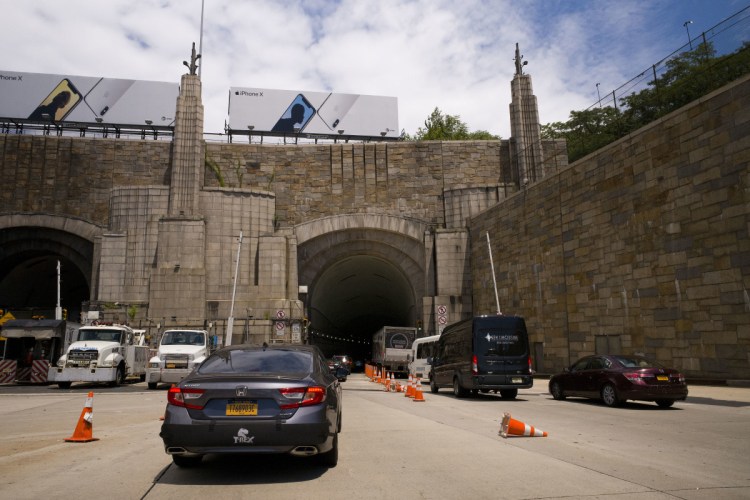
[48, 323, 149, 389]
[146, 329, 210, 390]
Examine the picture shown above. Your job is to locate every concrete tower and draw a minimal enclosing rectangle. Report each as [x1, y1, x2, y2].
[509, 43, 545, 185]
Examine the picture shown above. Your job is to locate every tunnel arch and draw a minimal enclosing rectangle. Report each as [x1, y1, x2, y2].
[0, 215, 99, 319]
[296, 214, 427, 358]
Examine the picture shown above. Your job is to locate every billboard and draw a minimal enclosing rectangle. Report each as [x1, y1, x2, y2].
[0, 70, 179, 127]
[228, 87, 399, 139]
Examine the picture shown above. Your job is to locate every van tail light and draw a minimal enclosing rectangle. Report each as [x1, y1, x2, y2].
[471, 355, 478, 375]
[528, 356, 533, 374]
[168, 386, 206, 409]
[279, 386, 326, 409]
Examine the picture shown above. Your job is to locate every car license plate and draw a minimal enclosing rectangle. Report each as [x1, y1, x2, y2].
[226, 402, 258, 416]
[511, 377, 523, 384]
[656, 375, 668, 381]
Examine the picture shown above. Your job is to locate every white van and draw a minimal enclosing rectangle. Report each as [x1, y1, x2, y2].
[408, 334, 440, 381]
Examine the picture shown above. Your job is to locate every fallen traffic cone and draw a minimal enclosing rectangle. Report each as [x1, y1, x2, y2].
[499, 412, 547, 438]
[65, 391, 99, 443]
[413, 378, 425, 402]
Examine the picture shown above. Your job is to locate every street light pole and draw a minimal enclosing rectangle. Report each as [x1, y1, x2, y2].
[225, 231, 243, 346]
[596, 83, 602, 108]
[683, 20, 693, 50]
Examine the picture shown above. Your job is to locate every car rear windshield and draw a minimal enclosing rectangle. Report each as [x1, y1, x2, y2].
[198, 349, 313, 375]
[613, 355, 664, 369]
[476, 327, 527, 356]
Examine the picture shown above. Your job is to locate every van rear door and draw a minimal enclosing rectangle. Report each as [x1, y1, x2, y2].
[474, 318, 531, 387]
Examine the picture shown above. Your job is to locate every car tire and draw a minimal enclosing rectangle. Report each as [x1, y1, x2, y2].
[57, 382, 72, 389]
[337, 410, 342, 433]
[656, 399, 675, 408]
[500, 389, 518, 400]
[453, 377, 468, 398]
[172, 454, 202, 468]
[316, 432, 338, 467]
[601, 383, 621, 407]
[147, 382, 157, 390]
[550, 381, 566, 400]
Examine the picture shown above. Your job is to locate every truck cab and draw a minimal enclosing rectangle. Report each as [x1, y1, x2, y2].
[147, 329, 209, 389]
[48, 323, 149, 389]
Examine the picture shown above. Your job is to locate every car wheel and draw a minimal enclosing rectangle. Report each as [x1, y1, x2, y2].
[550, 381, 566, 400]
[430, 377, 439, 394]
[656, 399, 675, 408]
[453, 377, 468, 398]
[316, 432, 338, 467]
[147, 382, 157, 390]
[172, 454, 202, 468]
[500, 389, 518, 400]
[57, 382, 72, 389]
[601, 383, 621, 407]
[337, 410, 342, 433]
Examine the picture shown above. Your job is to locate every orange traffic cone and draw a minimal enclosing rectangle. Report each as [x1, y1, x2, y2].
[499, 412, 547, 438]
[385, 371, 391, 392]
[65, 391, 99, 443]
[405, 374, 414, 398]
[413, 378, 425, 402]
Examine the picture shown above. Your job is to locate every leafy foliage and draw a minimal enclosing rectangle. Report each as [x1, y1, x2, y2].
[407, 107, 500, 141]
[542, 41, 750, 162]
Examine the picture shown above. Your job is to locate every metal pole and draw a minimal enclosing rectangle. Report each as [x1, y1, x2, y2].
[225, 231, 243, 346]
[55, 260, 63, 320]
[683, 20, 693, 50]
[198, 0, 205, 77]
[485, 232, 502, 315]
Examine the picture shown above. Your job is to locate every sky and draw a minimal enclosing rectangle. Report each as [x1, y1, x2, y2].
[1, 0, 749, 140]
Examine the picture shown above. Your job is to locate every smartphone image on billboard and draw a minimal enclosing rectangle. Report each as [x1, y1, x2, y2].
[28, 78, 83, 122]
[317, 93, 359, 131]
[271, 94, 316, 133]
[83, 78, 135, 119]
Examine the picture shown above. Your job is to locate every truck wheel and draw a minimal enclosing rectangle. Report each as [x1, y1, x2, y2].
[500, 389, 518, 400]
[57, 382, 72, 389]
[147, 382, 158, 390]
[110, 365, 125, 387]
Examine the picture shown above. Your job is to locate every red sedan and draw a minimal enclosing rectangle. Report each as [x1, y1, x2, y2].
[548, 354, 688, 408]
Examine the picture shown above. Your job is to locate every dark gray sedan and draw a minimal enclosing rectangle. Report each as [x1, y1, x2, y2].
[160, 343, 344, 467]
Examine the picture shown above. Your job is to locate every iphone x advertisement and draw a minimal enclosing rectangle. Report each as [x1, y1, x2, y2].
[0, 70, 179, 126]
[228, 87, 399, 139]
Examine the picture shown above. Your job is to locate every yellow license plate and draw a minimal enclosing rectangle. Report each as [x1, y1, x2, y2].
[166, 363, 176, 369]
[656, 375, 669, 381]
[226, 402, 258, 416]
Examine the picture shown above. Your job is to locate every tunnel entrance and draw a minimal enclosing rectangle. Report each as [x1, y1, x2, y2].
[0, 227, 92, 321]
[297, 225, 425, 362]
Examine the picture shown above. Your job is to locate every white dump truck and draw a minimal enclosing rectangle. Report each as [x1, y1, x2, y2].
[146, 329, 210, 389]
[48, 323, 149, 389]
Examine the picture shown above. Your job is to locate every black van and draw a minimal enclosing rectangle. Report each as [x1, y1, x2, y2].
[429, 315, 533, 399]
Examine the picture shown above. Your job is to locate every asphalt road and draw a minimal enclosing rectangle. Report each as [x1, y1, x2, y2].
[1, 375, 749, 500]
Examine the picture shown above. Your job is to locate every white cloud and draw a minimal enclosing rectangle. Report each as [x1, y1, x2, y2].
[1, 0, 745, 139]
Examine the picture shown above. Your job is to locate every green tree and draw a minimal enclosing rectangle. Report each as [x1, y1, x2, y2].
[542, 41, 750, 162]
[408, 107, 500, 141]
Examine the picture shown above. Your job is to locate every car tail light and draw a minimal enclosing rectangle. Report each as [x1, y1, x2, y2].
[623, 372, 647, 385]
[167, 386, 206, 409]
[528, 356, 533, 374]
[670, 373, 686, 383]
[279, 386, 326, 409]
[471, 355, 478, 375]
